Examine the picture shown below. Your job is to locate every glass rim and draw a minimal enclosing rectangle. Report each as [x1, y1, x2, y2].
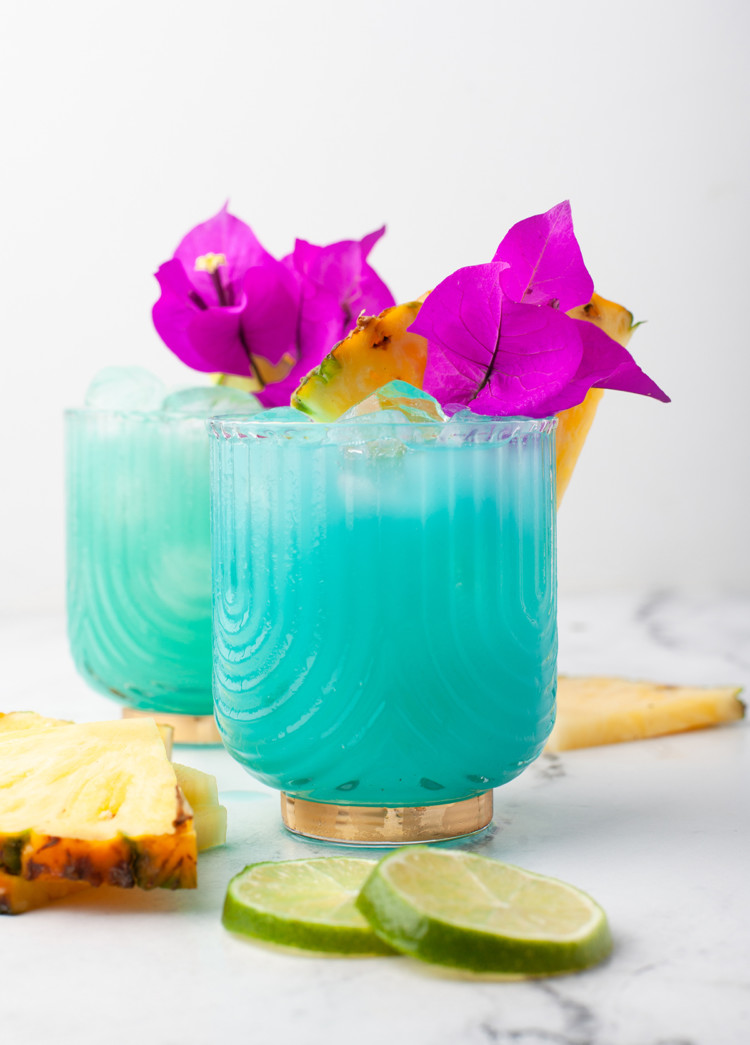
[64, 406, 226, 423]
[207, 413, 557, 441]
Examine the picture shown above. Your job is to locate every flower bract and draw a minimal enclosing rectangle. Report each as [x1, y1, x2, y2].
[411, 201, 669, 417]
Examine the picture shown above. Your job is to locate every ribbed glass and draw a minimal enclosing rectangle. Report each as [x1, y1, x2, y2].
[66, 409, 213, 714]
[209, 416, 557, 807]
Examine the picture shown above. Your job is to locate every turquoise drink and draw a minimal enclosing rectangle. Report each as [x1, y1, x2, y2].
[209, 414, 557, 830]
[66, 408, 213, 715]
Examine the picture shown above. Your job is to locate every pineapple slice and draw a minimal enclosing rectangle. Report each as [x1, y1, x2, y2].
[0, 718, 197, 890]
[547, 676, 745, 752]
[0, 717, 226, 852]
[173, 763, 227, 852]
[0, 717, 225, 913]
[292, 302, 427, 421]
[556, 294, 637, 506]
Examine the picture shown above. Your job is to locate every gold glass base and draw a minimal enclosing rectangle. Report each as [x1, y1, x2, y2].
[280, 791, 493, 845]
[121, 707, 221, 746]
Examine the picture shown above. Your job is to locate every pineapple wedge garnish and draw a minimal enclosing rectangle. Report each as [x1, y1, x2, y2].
[0, 718, 197, 891]
[289, 292, 639, 510]
[556, 293, 638, 506]
[292, 302, 427, 421]
[547, 676, 745, 752]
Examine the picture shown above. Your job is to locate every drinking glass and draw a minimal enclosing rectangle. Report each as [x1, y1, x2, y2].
[209, 414, 557, 843]
[66, 408, 217, 739]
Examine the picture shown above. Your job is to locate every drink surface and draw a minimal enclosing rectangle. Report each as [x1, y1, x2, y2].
[66, 410, 213, 714]
[211, 419, 557, 807]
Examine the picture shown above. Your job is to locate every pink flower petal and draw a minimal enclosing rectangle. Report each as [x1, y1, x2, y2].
[359, 225, 387, 259]
[530, 319, 671, 413]
[240, 260, 301, 367]
[493, 200, 593, 312]
[475, 300, 583, 415]
[256, 367, 304, 409]
[287, 227, 395, 336]
[412, 265, 583, 417]
[152, 260, 208, 372]
[411, 264, 506, 367]
[186, 303, 252, 376]
[173, 202, 272, 306]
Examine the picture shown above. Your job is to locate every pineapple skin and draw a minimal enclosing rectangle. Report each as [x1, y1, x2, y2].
[0, 789, 197, 890]
[0, 871, 90, 916]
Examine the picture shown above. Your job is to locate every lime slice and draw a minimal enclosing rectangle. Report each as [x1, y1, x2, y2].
[356, 847, 612, 977]
[222, 858, 395, 956]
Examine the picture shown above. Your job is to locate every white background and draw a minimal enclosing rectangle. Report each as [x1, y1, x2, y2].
[1, 0, 748, 611]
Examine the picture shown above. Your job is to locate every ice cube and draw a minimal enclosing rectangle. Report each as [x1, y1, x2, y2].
[439, 408, 521, 445]
[446, 408, 480, 422]
[340, 381, 447, 423]
[338, 408, 414, 427]
[162, 385, 263, 418]
[233, 405, 322, 444]
[252, 406, 313, 422]
[332, 412, 410, 460]
[85, 366, 166, 412]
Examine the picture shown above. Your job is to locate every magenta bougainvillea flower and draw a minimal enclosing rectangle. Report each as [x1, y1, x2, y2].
[410, 201, 669, 417]
[152, 204, 394, 407]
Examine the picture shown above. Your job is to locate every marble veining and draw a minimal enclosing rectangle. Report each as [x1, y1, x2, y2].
[636, 590, 750, 673]
[1, 593, 748, 1045]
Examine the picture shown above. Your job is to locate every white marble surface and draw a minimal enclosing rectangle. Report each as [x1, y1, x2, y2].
[1, 593, 748, 1045]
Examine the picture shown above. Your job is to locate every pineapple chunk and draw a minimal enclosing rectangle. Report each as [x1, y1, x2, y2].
[556, 293, 637, 506]
[292, 302, 427, 421]
[0, 718, 197, 890]
[191, 806, 228, 853]
[173, 763, 227, 851]
[547, 676, 745, 752]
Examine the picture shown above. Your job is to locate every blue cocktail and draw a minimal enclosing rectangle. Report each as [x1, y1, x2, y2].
[209, 412, 557, 843]
[65, 368, 261, 738]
